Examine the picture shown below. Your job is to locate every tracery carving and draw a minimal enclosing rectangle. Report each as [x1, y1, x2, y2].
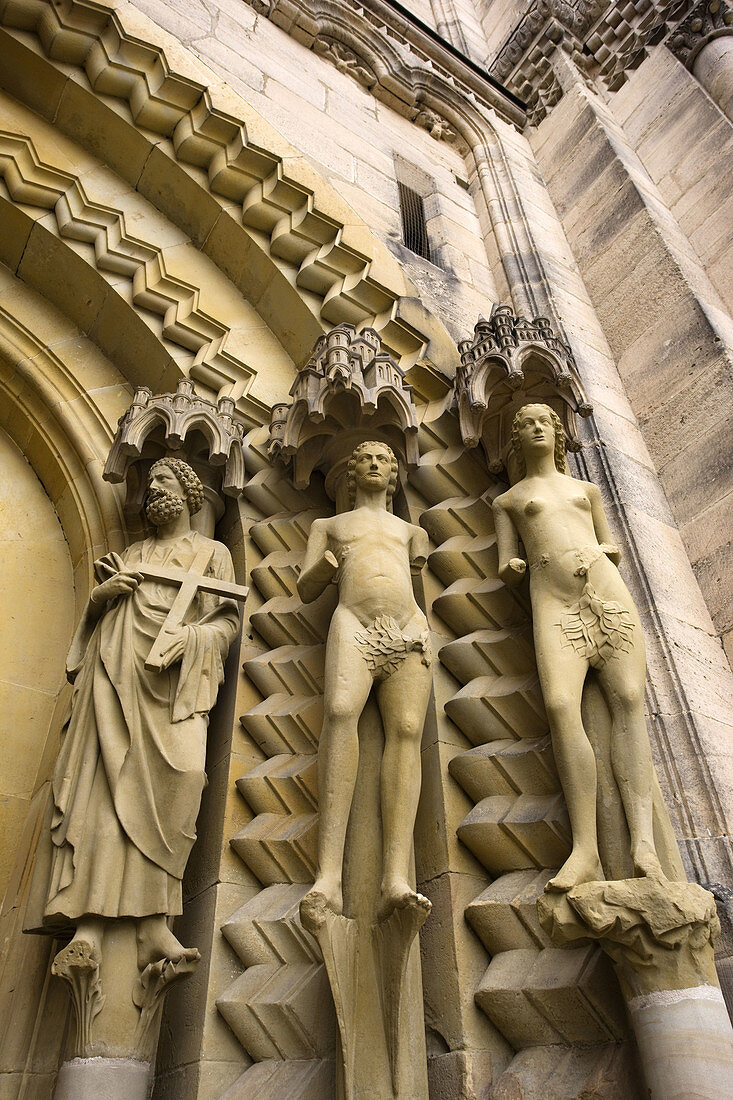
[104, 377, 247, 499]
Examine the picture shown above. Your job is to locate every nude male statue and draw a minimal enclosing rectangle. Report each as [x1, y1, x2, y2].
[297, 441, 433, 925]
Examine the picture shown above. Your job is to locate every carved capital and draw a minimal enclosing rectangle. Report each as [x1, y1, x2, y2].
[455, 305, 591, 473]
[268, 324, 420, 496]
[132, 955, 200, 1061]
[667, 0, 733, 66]
[538, 877, 721, 998]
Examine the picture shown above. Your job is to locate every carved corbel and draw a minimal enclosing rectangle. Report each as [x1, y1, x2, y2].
[268, 323, 419, 505]
[314, 36, 377, 87]
[455, 305, 592, 475]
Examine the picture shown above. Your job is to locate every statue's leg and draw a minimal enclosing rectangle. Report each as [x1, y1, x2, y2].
[535, 621, 603, 891]
[598, 650, 665, 879]
[376, 653, 432, 918]
[305, 612, 373, 917]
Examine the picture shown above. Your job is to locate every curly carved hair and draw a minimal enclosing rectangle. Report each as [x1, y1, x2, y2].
[346, 441, 399, 507]
[511, 404, 566, 479]
[148, 458, 204, 515]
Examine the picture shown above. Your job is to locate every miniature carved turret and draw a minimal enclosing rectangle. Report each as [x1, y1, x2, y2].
[456, 306, 592, 473]
[104, 377, 246, 497]
[269, 324, 419, 498]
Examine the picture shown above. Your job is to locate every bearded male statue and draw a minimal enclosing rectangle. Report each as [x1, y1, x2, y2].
[43, 458, 240, 972]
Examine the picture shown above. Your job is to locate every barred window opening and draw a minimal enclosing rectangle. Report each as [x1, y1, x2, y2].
[398, 182, 432, 262]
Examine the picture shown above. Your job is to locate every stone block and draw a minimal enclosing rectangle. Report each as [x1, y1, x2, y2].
[466, 869, 553, 954]
[457, 794, 570, 876]
[449, 737, 558, 801]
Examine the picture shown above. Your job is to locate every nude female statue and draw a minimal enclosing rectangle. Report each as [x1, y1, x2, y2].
[297, 441, 432, 924]
[492, 404, 666, 892]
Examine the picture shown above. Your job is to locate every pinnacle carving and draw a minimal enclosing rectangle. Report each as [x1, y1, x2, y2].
[269, 324, 419, 492]
[104, 378, 246, 496]
[456, 306, 592, 472]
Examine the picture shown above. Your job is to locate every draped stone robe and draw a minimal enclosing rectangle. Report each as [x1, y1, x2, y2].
[44, 531, 239, 924]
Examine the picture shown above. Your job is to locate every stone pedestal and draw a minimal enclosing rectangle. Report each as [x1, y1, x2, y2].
[538, 877, 733, 1099]
[55, 1057, 151, 1100]
[300, 699, 429, 1100]
[51, 920, 198, 1099]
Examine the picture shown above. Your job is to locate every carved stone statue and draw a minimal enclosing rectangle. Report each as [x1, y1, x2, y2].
[492, 404, 666, 892]
[44, 458, 241, 974]
[298, 441, 432, 926]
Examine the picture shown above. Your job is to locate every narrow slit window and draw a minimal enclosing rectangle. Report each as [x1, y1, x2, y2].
[397, 182, 432, 262]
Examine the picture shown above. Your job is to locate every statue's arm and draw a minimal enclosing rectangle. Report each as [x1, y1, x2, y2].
[297, 519, 339, 604]
[588, 484, 621, 566]
[492, 496, 527, 586]
[409, 525, 429, 574]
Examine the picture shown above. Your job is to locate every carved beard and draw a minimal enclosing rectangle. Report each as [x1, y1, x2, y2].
[146, 488, 185, 526]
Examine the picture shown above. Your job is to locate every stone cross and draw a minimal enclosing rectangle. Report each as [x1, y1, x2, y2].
[130, 546, 248, 671]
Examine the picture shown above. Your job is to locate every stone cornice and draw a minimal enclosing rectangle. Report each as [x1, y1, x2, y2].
[490, 0, 733, 122]
[248, 0, 526, 131]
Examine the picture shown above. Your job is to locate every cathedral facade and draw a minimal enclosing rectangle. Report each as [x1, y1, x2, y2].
[0, 0, 731, 1097]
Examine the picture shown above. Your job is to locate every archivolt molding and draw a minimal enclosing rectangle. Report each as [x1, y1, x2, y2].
[0, 0, 440, 372]
[0, 128, 259, 406]
[0, 299, 127, 606]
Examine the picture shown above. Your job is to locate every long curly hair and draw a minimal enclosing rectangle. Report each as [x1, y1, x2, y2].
[346, 441, 399, 507]
[511, 404, 566, 479]
[149, 457, 204, 515]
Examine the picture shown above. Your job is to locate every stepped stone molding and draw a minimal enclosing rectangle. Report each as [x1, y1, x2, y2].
[269, 323, 420, 492]
[218, 426, 337, 1095]
[104, 378, 246, 496]
[456, 306, 592, 472]
[0, 0, 437, 367]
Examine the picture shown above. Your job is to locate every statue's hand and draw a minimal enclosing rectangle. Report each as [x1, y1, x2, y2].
[500, 558, 527, 586]
[158, 626, 189, 670]
[91, 569, 143, 606]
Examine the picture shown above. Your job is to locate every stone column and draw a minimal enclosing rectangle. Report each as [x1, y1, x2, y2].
[539, 878, 733, 1100]
[693, 35, 733, 118]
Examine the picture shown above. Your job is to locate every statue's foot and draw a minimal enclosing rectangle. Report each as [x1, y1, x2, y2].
[632, 842, 666, 881]
[299, 879, 343, 933]
[136, 916, 200, 972]
[52, 936, 101, 978]
[547, 851, 604, 893]
[378, 880, 432, 922]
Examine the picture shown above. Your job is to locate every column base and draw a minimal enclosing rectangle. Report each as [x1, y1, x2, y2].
[628, 985, 733, 1100]
[54, 1056, 151, 1100]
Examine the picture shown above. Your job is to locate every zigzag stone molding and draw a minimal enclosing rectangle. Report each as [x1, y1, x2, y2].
[218, 425, 337, 1095]
[0, 128, 259, 404]
[0, 0, 434, 367]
